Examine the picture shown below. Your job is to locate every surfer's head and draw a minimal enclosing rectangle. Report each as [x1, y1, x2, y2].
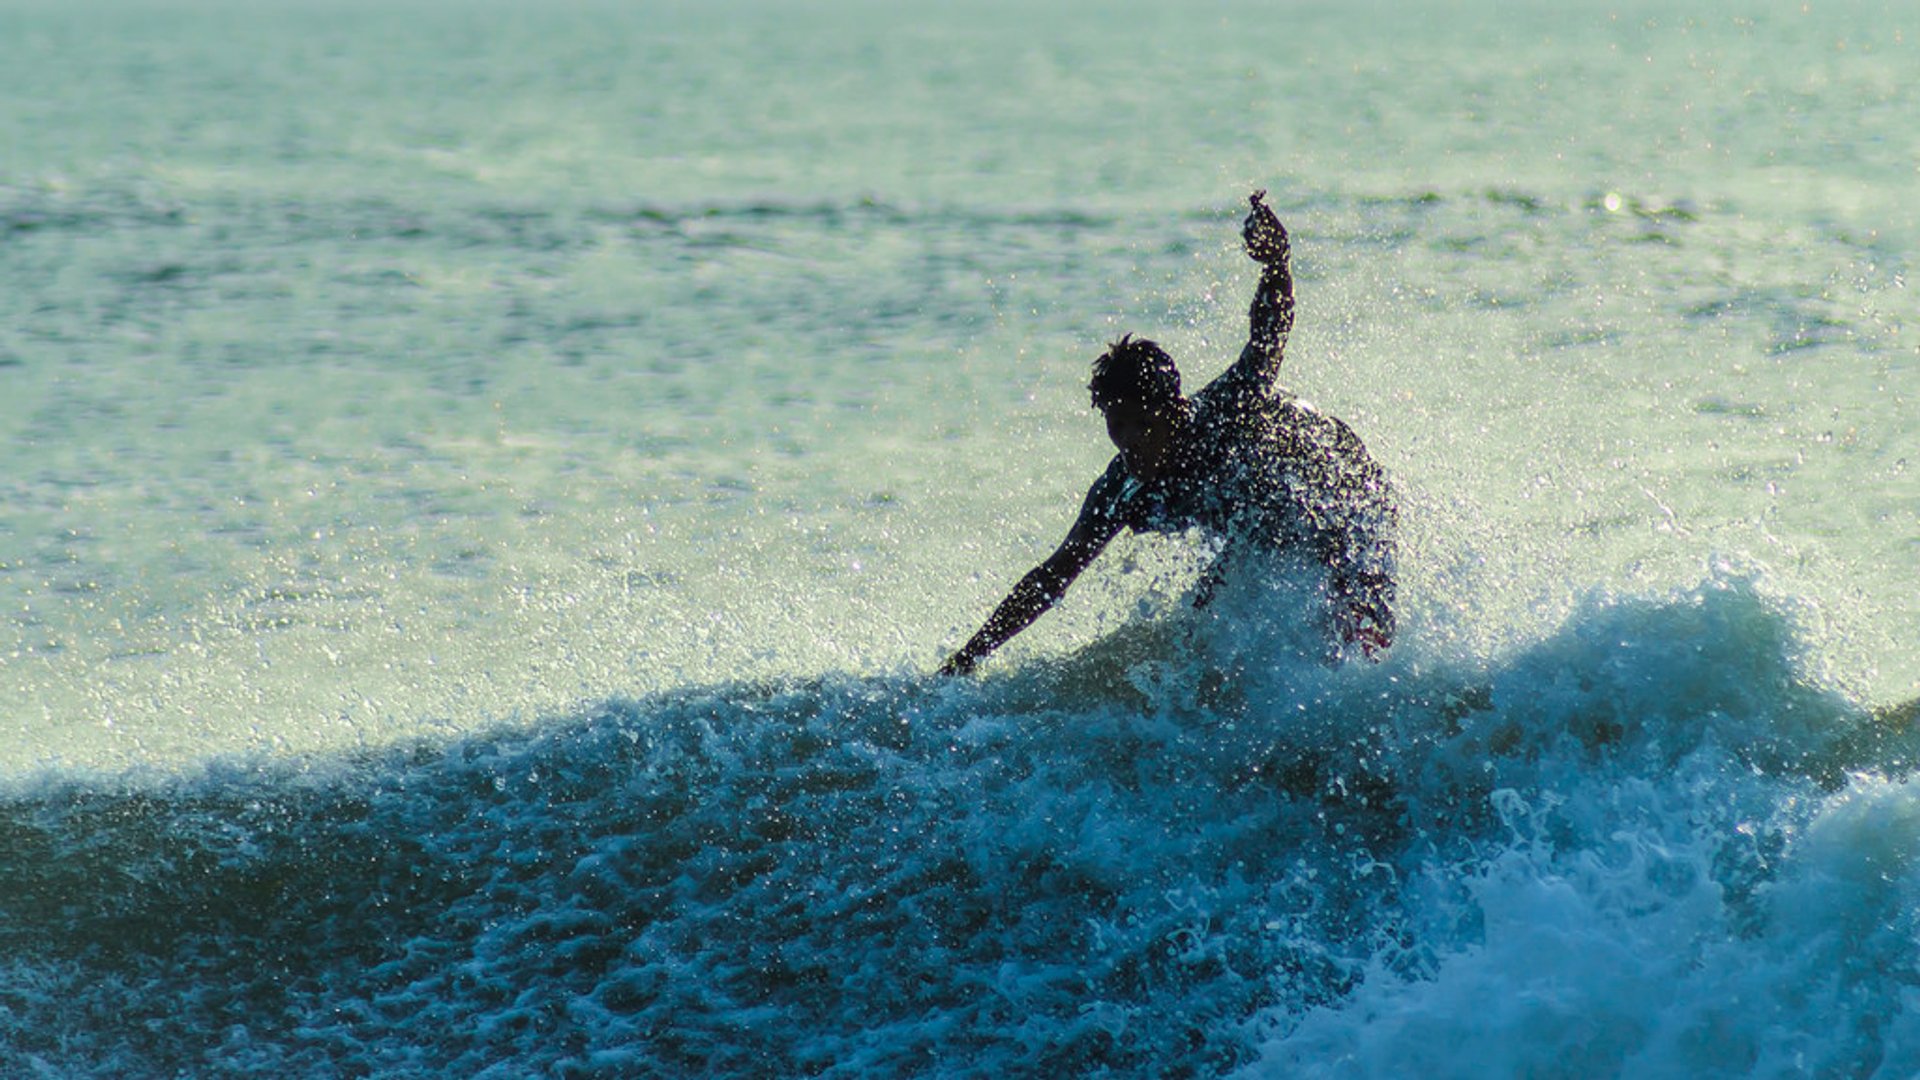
[1089, 334, 1181, 413]
[1091, 335, 1185, 480]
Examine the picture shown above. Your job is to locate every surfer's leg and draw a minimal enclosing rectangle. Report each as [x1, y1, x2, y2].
[1193, 558, 1227, 610]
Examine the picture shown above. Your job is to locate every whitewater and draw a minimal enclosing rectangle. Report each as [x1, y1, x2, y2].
[2, 0, 1916, 1075]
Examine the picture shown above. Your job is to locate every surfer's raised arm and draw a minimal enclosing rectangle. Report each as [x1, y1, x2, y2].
[1221, 189, 1295, 393]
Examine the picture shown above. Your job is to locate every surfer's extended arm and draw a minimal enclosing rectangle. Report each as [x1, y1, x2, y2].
[1223, 189, 1295, 392]
[938, 505, 1119, 676]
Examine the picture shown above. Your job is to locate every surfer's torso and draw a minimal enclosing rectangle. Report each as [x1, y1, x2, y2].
[1076, 365, 1397, 634]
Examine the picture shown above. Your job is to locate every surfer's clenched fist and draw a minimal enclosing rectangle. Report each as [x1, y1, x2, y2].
[1242, 189, 1289, 266]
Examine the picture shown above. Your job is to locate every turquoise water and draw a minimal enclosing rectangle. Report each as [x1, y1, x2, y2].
[2, 1, 1917, 1074]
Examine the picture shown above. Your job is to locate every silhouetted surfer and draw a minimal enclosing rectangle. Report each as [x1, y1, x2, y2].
[939, 191, 1396, 675]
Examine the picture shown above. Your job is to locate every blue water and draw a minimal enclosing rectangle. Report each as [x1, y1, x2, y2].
[5, 575, 1918, 1075]
[3, 0, 1917, 1075]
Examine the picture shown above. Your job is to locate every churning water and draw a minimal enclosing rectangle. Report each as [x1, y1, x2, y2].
[2, 1, 1916, 1074]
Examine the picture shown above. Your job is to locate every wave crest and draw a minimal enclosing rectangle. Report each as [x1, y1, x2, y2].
[2, 573, 1913, 1075]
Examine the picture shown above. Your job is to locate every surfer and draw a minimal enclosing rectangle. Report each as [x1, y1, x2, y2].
[938, 190, 1397, 676]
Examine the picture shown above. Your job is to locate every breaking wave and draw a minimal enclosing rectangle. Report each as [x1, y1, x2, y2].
[2, 570, 1916, 1077]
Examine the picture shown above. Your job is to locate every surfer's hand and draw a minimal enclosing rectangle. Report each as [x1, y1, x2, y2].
[937, 650, 978, 677]
[1243, 190, 1288, 265]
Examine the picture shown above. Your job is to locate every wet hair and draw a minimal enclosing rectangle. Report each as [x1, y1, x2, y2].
[1088, 334, 1181, 411]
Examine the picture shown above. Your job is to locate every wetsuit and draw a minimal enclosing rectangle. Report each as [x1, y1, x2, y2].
[940, 196, 1396, 674]
[1077, 364, 1398, 649]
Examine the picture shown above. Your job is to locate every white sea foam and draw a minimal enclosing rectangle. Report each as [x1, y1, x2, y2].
[1, 0, 1915, 1073]
[4, 571, 1914, 1074]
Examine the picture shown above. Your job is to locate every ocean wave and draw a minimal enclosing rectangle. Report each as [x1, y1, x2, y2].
[1, 572, 1915, 1076]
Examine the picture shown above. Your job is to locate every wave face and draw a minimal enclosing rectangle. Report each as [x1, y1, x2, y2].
[4, 572, 1915, 1077]
[4, 1, 1917, 1074]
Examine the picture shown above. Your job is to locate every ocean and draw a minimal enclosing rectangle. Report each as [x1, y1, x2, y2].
[2, 0, 1916, 1074]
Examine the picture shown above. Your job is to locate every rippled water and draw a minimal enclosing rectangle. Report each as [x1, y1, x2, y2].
[2, 0, 1916, 1074]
